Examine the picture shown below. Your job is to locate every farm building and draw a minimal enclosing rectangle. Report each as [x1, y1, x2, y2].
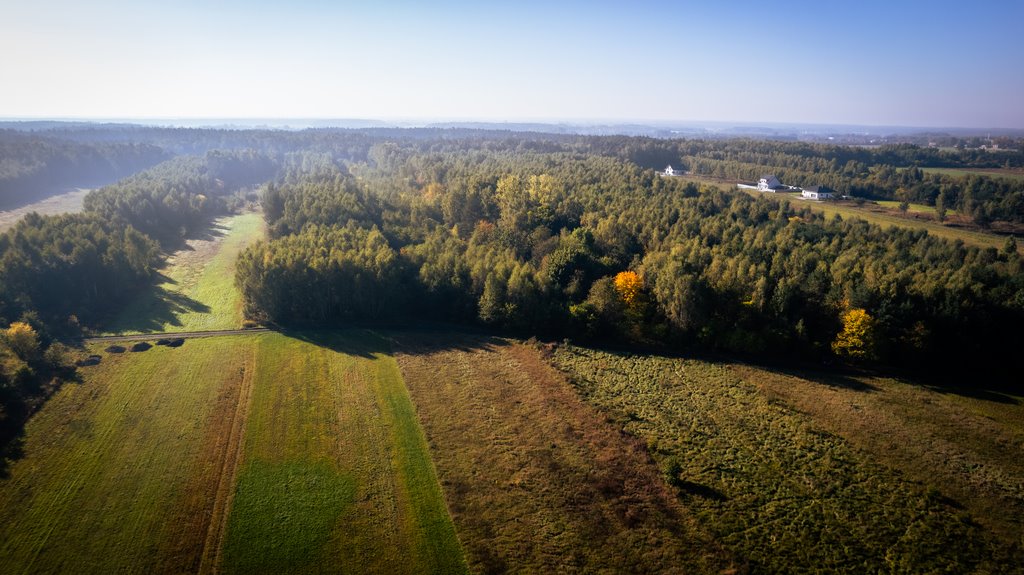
[663, 165, 682, 176]
[801, 185, 833, 200]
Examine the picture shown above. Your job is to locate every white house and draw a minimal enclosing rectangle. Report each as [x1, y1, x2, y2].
[757, 174, 784, 192]
[801, 185, 833, 200]
[663, 165, 681, 176]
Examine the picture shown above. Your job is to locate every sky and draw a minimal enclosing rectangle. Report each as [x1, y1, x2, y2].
[1, 0, 1022, 128]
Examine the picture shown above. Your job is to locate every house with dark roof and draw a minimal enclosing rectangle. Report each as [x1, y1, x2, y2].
[757, 174, 785, 192]
[801, 185, 833, 200]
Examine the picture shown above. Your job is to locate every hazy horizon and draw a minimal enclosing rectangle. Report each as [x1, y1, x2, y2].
[3, 0, 1023, 129]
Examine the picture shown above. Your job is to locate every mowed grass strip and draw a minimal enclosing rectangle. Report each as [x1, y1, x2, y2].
[104, 211, 266, 335]
[219, 331, 465, 575]
[393, 331, 736, 574]
[0, 336, 257, 574]
[551, 345, 1022, 573]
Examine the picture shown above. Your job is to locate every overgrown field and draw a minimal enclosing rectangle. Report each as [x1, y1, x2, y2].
[103, 211, 265, 334]
[550, 344, 1024, 573]
[0, 331, 465, 574]
[393, 331, 737, 574]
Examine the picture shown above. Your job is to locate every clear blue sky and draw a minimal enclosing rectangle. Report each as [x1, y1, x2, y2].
[2, 0, 1022, 128]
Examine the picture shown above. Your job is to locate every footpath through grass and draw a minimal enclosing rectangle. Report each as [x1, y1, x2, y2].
[103, 211, 265, 335]
[220, 331, 466, 575]
[0, 336, 256, 574]
[551, 344, 1023, 573]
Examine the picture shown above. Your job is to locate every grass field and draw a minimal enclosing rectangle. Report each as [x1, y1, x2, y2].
[550, 344, 1024, 573]
[0, 336, 255, 574]
[0, 331, 466, 574]
[0, 188, 92, 232]
[735, 186, 1008, 250]
[220, 331, 465, 575]
[393, 331, 736, 573]
[102, 212, 266, 335]
[919, 167, 1024, 181]
[801, 200, 1010, 250]
[683, 175, 1013, 251]
[875, 199, 957, 216]
[734, 365, 1024, 549]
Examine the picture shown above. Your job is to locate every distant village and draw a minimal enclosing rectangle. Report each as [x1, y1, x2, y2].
[662, 165, 836, 201]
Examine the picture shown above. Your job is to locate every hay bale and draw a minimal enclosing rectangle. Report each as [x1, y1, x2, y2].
[105, 345, 126, 353]
[166, 338, 185, 348]
[130, 342, 152, 352]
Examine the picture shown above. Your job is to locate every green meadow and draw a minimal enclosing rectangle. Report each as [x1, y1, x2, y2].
[102, 212, 266, 335]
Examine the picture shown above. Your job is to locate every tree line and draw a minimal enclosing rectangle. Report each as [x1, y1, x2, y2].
[236, 145, 1023, 385]
[0, 150, 279, 456]
[0, 130, 168, 209]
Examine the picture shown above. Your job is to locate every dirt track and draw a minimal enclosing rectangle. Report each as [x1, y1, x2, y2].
[83, 327, 271, 344]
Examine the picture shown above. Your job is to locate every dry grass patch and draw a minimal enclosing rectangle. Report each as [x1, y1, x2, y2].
[734, 365, 1024, 548]
[393, 331, 736, 574]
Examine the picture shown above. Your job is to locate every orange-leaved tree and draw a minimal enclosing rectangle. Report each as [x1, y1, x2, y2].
[613, 271, 643, 310]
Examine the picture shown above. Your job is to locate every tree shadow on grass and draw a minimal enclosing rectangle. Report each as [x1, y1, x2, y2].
[280, 325, 510, 359]
[0, 370, 83, 478]
[0, 427, 25, 479]
[100, 273, 211, 334]
[925, 385, 1020, 405]
[764, 365, 881, 393]
[155, 219, 230, 252]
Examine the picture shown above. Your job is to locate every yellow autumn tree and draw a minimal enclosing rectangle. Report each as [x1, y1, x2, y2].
[4, 321, 40, 360]
[613, 271, 643, 309]
[831, 308, 877, 360]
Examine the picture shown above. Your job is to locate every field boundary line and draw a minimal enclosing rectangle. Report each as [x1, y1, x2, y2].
[198, 342, 258, 575]
[82, 327, 271, 344]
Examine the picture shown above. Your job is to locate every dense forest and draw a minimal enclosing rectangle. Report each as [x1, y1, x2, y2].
[236, 144, 1024, 384]
[0, 130, 168, 208]
[0, 125, 1022, 413]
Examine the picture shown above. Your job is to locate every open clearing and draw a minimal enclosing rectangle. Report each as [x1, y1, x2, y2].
[733, 185, 1010, 250]
[686, 174, 1012, 251]
[103, 212, 266, 335]
[875, 199, 958, 216]
[393, 331, 737, 574]
[0, 331, 465, 574]
[0, 188, 92, 232]
[550, 344, 1024, 573]
[802, 200, 1011, 250]
[919, 167, 1024, 181]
